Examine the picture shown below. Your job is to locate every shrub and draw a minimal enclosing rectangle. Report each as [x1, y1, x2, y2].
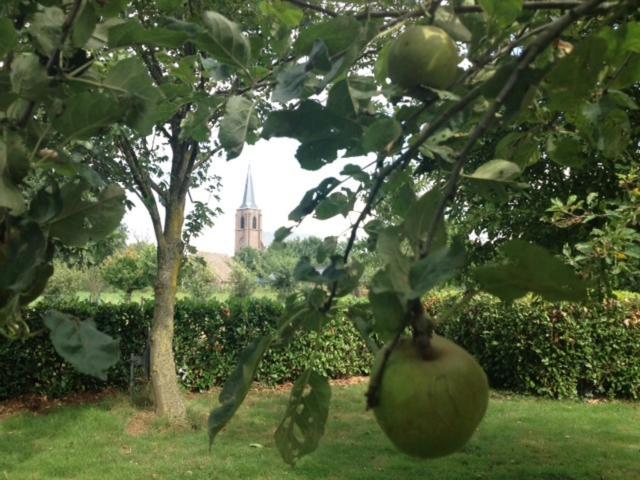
[431, 293, 640, 399]
[180, 256, 216, 299]
[0, 298, 371, 400]
[2, 295, 639, 401]
[42, 261, 85, 301]
[228, 262, 258, 298]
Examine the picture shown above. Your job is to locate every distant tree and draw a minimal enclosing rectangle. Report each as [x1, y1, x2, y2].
[43, 260, 85, 301]
[103, 244, 157, 302]
[234, 247, 265, 277]
[180, 256, 216, 300]
[228, 261, 258, 299]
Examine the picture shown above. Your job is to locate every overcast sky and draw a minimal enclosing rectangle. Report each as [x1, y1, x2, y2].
[123, 137, 371, 256]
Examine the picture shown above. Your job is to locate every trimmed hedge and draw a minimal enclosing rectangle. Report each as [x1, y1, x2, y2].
[0, 298, 371, 401]
[2, 295, 639, 401]
[432, 294, 640, 399]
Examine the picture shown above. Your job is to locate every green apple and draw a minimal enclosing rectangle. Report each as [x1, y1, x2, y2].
[371, 335, 489, 458]
[387, 25, 460, 90]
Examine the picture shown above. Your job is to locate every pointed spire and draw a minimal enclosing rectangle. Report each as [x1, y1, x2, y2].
[240, 165, 257, 209]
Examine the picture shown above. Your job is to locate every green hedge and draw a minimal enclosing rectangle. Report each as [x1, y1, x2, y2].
[2, 295, 639, 401]
[431, 294, 640, 399]
[0, 298, 371, 401]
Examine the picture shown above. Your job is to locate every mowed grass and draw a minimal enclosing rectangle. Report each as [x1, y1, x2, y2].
[1, 385, 638, 480]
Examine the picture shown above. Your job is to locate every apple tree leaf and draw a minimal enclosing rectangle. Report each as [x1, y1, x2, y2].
[209, 335, 273, 445]
[219, 95, 257, 159]
[274, 369, 331, 466]
[44, 310, 120, 380]
[473, 240, 588, 302]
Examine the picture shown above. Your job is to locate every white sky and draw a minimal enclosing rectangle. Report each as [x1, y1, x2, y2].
[124, 137, 371, 256]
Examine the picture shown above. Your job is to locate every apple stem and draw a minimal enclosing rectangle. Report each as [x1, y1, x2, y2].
[365, 331, 402, 410]
[409, 298, 434, 360]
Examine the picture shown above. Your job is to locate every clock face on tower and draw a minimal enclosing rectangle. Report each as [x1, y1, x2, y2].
[235, 166, 264, 253]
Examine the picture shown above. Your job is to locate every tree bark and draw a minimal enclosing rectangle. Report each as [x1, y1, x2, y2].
[150, 202, 187, 423]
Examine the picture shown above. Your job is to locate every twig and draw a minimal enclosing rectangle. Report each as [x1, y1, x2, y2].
[365, 330, 402, 409]
[354, 2, 616, 20]
[283, 0, 337, 17]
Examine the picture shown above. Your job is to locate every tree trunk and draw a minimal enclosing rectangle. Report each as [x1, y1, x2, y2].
[125, 290, 132, 303]
[150, 205, 187, 423]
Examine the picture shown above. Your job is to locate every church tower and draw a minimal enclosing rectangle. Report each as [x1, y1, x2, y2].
[235, 166, 264, 253]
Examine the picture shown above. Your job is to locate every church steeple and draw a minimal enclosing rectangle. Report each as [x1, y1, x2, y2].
[235, 165, 264, 253]
[240, 166, 257, 209]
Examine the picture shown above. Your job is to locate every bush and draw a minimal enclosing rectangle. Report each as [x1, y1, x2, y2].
[0, 298, 371, 400]
[180, 256, 216, 299]
[3, 295, 639, 401]
[431, 293, 640, 399]
[228, 262, 258, 298]
[42, 261, 85, 301]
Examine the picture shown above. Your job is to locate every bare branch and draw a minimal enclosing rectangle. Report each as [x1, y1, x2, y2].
[283, 0, 337, 16]
[136, 46, 165, 86]
[115, 135, 166, 247]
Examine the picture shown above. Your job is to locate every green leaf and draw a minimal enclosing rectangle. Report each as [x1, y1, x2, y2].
[49, 183, 126, 247]
[362, 118, 402, 153]
[473, 240, 588, 302]
[547, 36, 608, 113]
[44, 311, 120, 380]
[157, 0, 183, 14]
[368, 290, 405, 340]
[272, 63, 310, 103]
[108, 19, 189, 49]
[209, 335, 272, 445]
[622, 22, 640, 53]
[219, 96, 257, 159]
[197, 11, 251, 68]
[403, 189, 446, 250]
[464, 159, 527, 199]
[10, 54, 49, 101]
[327, 80, 356, 118]
[53, 92, 123, 140]
[576, 102, 630, 160]
[409, 238, 465, 298]
[340, 163, 369, 183]
[315, 192, 350, 220]
[273, 226, 293, 243]
[0, 18, 18, 57]
[262, 101, 361, 169]
[293, 16, 362, 57]
[479, 0, 523, 27]
[258, 0, 304, 28]
[495, 132, 539, 169]
[433, 8, 472, 42]
[274, 370, 331, 466]
[374, 42, 392, 84]
[104, 57, 163, 135]
[179, 95, 224, 142]
[72, 1, 97, 48]
[467, 159, 522, 182]
[376, 228, 412, 295]
[547, 134, 585, 168]
[28, 6, 64, 56]
[289, 177, 339, 222]
[308, 40, 332, 73]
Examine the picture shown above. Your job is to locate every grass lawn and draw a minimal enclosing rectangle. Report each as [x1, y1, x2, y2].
[1, 384, 638, 480]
